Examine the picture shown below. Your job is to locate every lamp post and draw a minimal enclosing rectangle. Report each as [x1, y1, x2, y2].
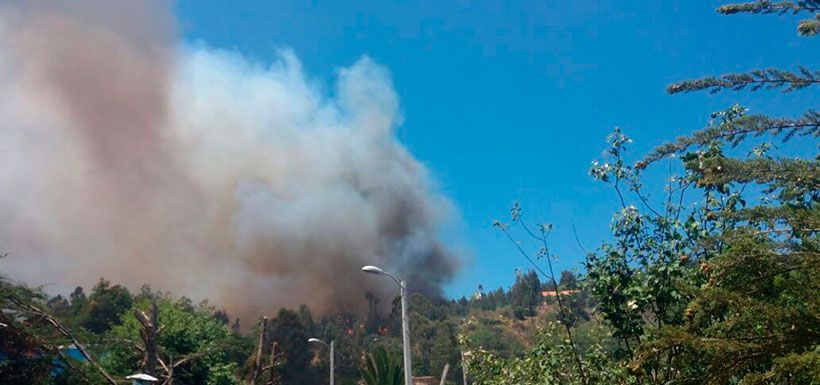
[362, 265, 412, 385]
[308, 338, 334, 385]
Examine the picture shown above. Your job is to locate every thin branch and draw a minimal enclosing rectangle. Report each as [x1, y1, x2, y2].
[501, 219, 589, 385]
[571, 223, 588, 255]
[536, 226, 589, 385]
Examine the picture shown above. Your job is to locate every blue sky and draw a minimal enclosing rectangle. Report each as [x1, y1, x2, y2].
[174, 1, 817, 298]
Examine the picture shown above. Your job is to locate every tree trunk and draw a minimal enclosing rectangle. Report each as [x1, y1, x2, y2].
[249, 317, 269, 385]
[439, 363, 450, 385]
[135, 302, 160, 376]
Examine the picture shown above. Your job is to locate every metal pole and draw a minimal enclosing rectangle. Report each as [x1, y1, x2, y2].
[329, 340, 335, 385]
[400, 280, 413, 385]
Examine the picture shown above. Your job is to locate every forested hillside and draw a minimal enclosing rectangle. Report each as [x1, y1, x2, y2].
[1, 259, 589, 384]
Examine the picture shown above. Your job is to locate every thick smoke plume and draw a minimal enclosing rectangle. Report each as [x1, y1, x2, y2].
[0, 0, 458, 320]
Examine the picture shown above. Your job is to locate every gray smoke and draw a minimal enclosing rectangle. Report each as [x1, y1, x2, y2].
[0, 0, 459, 319]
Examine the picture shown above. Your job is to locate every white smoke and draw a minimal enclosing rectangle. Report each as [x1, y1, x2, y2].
[0, 1, 458, 320]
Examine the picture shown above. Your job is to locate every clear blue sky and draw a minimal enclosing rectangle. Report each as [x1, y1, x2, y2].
[174, 1, 817, 298]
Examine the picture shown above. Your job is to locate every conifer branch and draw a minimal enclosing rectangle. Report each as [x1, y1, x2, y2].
[690, 158, 819, 188]
[639, 109, 820, 167]
[722, 206, 820, 231]
[717, 1, 820, 15]
[667, 67, 820, 94]
[717, 1, 820, 35]
[798, 13, 820, 35]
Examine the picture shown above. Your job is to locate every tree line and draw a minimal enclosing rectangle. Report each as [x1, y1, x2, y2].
[1, 255, 589, 384]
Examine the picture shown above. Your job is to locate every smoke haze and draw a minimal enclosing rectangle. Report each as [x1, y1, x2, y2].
[0, 0, 459, 319]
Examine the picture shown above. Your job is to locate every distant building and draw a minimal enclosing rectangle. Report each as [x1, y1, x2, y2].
[472, 284, 485, 300]
[541, 290, 579, 306]
[541, 290, 579, 298]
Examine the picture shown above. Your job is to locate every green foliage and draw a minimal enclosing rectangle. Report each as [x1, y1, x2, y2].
[429, 322, 460, 380]
[319, 313, 370, 382]
[361, 346, 403, 385]
[587, 128, 696, 356]
[269, 308, 317, 385]
[583, 5, 819, 379]
[0, 254, 74, 384]
[508, 270, 541, 320]
[462, 321, 631, 385]
[473, 4, 819, 385]
[559, 271, 579, 289]
[586, 117, 818, 383]
[82, 278, 133, 334]
[493, 205, 592, 383]
[104, 297, 241, 385]
[0, 282, 55, 384]
[461, 317, 525, 360]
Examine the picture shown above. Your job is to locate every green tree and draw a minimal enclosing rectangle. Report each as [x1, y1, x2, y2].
[83, 278, 133, 334]
[320, 313, 368, 384]
[104, 297, 243, 385]
[269, 308, 317, 385]
[0, 276, 55, 385]
[583, 3, 819, 383]
[508, 270, 541, 320]
[429, 322, 461, 382]
[462, 321, 630, 385]
[559, 270, 579, 290]
[1, 255, 114, 385]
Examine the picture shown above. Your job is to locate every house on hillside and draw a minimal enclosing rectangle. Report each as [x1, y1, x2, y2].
[541, 290, 579, 306]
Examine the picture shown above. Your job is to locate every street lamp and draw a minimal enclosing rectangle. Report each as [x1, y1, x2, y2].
[308, 338, 334, 385]
[361, 265, 413, 385]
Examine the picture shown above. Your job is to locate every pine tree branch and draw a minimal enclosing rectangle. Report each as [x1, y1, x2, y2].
[668, 67, 820, 94]
[754, 227, 820, 234]
[690, 157, 819, 189]
[638, 109, 820, 167]
[717, 1, 820, 15]
[798, 13, 820, 35]
[721, 206, 820, 233]
[717, 1, 820, 35]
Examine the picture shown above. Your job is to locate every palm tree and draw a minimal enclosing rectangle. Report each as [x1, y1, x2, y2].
[361, 346, 403, 385]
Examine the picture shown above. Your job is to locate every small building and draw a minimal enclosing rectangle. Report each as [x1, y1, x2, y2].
[542, 290, 579, 306]
[541, 290, 579, 298]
